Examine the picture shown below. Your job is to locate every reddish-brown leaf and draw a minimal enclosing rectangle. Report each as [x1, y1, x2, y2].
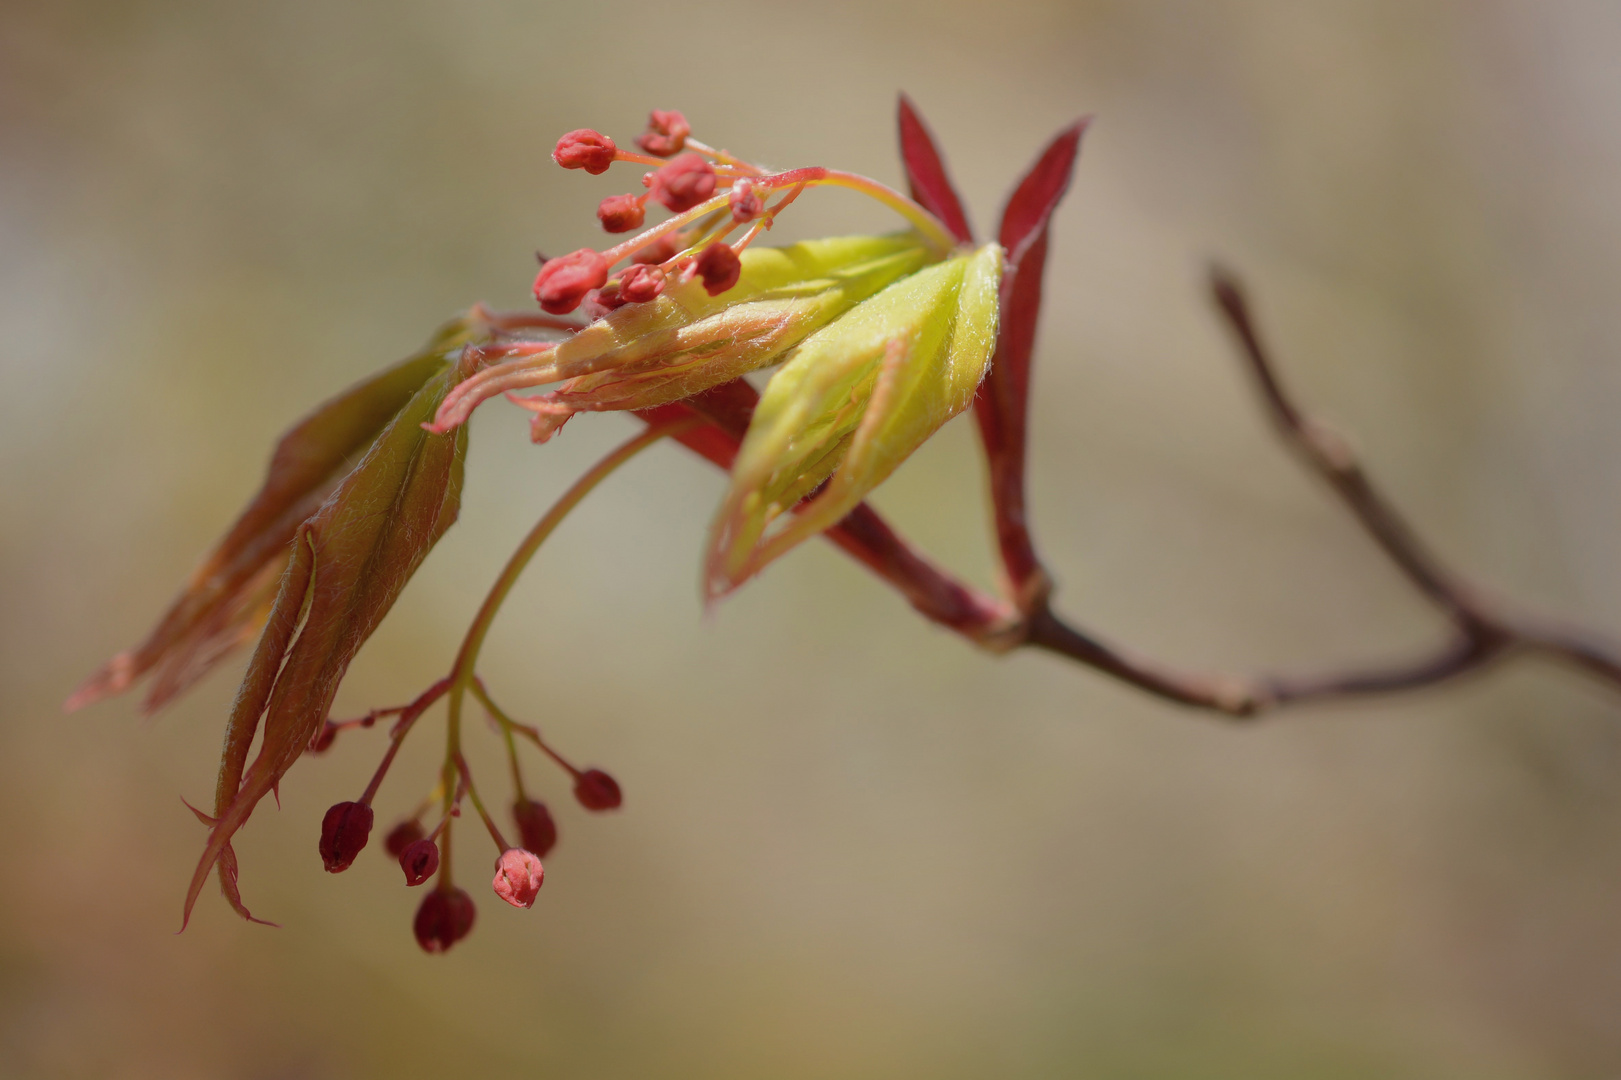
[183, 361, 470, 927]
[975, 120, 1089, 600]
[897, 94, 975, 246]
[997, 118, 1089, 264]
[67, 319, 474, 715]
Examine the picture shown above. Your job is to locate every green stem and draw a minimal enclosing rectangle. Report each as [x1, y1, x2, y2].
[435, 417, 699, 869]
[454, 753, 509, 851]
[472, 677, 538, 791]
[500, 716, 526, 799]
[434, 779, 455, 891]
[471, 679, 578, 778]
[446, 417, 699, 688]
[431, 752, 457, 888]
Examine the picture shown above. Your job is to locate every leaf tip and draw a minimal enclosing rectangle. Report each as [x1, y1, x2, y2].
[63, 652, 137, 713]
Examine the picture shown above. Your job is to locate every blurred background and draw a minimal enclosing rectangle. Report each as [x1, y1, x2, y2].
[4, 1, 1621, 1076]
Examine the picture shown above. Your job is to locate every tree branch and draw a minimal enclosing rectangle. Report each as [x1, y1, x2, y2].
[1021, 267, 1621, 716]
[1209, 268, 1482, 623]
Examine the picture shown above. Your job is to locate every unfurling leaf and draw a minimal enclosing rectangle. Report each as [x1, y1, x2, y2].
[66, 318, 478, 715]
[183, 358, 470, 927]
[705, 243, 1003, 598]
[431, 234, 936, 440]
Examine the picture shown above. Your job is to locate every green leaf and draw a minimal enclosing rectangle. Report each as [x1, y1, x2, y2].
[705, 244, 1002, 598]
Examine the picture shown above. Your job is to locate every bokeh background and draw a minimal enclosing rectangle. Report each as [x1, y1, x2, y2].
[4, 1, 1621, 1076]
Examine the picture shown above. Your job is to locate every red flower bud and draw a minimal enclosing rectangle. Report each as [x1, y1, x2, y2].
[384, 818, 424, 857]
[632, 235, 680, 266]
[635, 109, 690, 157]
[651, 153, 716, 213]
[618, 264, 666, 304]
[729, 179, 764, 223]
[399, 838, 440, 886]
[694, 242, 742, 297]
[492, 848, 545, 909]
[318, 800, 374, 873]
[597, 194, 646, 234]
[552, 129, 617, 175]
[574, 768, 622, 811]
[413, 887, 477, 953]
[512, 797, 558, 858]
[533, 249, 609, 315]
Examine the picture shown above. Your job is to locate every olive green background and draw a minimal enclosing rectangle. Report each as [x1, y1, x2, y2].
[4, 1, 1621, 1077]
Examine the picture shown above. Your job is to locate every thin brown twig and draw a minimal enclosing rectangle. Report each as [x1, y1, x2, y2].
[1014, 266, 1621, 716]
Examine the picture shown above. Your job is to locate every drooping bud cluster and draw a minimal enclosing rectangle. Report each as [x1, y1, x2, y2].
[292, 663, 626, 951]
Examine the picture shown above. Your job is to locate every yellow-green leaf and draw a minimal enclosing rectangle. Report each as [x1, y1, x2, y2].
[705, 243, 1002, 598]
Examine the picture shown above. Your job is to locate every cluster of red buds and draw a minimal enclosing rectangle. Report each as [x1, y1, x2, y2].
[307, 674, 621, 951]
[534, 109, 812, 318]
